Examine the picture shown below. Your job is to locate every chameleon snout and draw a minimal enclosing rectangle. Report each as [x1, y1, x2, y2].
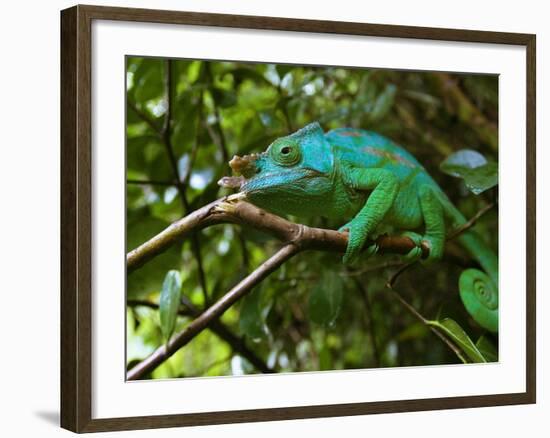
[228, 153, 262, 178]
[217, 153, 263, 190]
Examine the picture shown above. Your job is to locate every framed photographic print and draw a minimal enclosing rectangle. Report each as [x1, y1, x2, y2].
[60, 4, 536, 433]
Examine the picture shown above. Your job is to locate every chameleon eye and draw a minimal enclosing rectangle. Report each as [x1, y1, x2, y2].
[270, 141, 301, 166]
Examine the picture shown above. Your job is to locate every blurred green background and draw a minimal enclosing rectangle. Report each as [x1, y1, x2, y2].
[126, 57, 498, 379]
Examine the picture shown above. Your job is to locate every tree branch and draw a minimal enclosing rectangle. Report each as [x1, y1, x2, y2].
[206, 64, 229, 163]
[127, 243, 299, 380]
[447, 202, 495, 241]
[127, 98, 162, 136]
[127, 298, 273, 374]
[385, 281, 469, 364]
[126, 197, 427, 273]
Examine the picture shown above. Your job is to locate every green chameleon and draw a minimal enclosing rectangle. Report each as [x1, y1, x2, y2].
[219, 122, 498, 333]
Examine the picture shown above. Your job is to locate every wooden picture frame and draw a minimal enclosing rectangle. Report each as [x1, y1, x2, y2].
[60, 4, 536, 433]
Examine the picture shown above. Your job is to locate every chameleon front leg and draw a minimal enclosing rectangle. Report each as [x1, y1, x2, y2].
[339, 168, 399, 264]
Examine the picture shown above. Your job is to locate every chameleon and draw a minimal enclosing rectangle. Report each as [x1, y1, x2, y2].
[218, 122, 498, 333]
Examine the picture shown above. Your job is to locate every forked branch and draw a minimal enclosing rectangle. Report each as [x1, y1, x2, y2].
[127, 196, 427, 273]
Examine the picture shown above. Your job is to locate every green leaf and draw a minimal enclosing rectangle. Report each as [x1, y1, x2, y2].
[239, 286, 270, 340]
[427, 318, 486, 363]
[441, 149, 487, 169]
[440, 149, 498, 194]
[476, 335, 498, 362]
[308, 271, 344, 326]
[462, 163, 498, 195]
[159, 270, 182, 344]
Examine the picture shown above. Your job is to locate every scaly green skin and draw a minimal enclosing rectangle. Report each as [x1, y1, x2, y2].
[220, 122, 498, 332]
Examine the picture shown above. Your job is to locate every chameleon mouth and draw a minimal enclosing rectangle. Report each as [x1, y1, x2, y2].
[218, 168, 324, 194]
[217, 174, 247, 190]
[217, 152, 325, 193]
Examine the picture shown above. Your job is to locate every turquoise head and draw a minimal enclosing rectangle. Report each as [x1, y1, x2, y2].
[219, 122, 335, 218]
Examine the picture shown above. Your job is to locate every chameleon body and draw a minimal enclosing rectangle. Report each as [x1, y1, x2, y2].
[219, 122, 498, 332]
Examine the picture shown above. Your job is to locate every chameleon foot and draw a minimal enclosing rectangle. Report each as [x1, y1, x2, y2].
[339, 221, 377, 265]
[400, 231, 424, 262]
[400, 232, 443, 264]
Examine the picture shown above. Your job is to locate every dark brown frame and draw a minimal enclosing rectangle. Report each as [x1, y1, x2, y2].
[61, 4, 536, 433]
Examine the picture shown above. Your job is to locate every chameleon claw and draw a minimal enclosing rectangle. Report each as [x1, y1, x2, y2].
[404, 246, 423, 262]
[400, 231, 424, 262]
[340, 221, 377, 265]
[419, 237, 444, 264]
[364, 243, 379, 258]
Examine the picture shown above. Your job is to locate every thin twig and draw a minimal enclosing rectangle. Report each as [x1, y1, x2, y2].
[181, 91, 204, 189]
[386, 262, 418, 289]
[447, 202, 496, 241]
[385, 282, 468, 363]
[213, 107, 229, 163]
[162, 59, 209, 305]
[206, 64, 230, 163]
[127, 98, 162, 136]
[237, 229, 250, 273]
[202, 76, 251, 274]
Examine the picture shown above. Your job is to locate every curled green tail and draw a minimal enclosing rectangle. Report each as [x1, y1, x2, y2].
[455, 230, 498, 332]
[439, 194, 499, 332]
[459, 268, 498, 333]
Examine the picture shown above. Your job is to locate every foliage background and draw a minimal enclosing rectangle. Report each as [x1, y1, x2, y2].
[126, 57, 498, 379]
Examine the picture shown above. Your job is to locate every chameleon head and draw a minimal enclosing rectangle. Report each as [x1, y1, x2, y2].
[218, 122, 335, 217]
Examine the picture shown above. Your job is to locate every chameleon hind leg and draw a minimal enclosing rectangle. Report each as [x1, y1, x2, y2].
[402, 185, 446, 263]
[418, 185, 446, 262]
[338, 167, 399, 264]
